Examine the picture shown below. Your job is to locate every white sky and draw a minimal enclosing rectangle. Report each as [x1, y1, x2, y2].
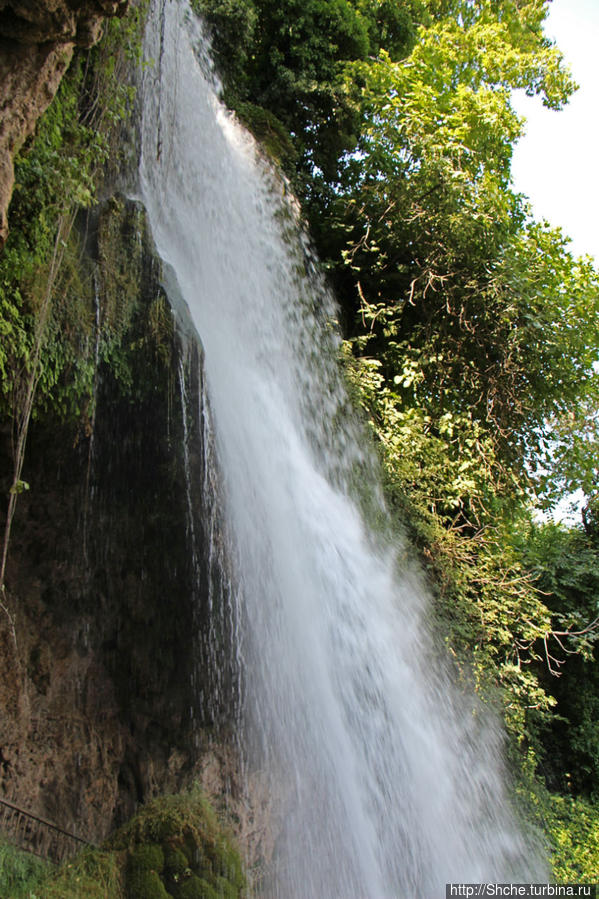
[510, 0, 599, 263]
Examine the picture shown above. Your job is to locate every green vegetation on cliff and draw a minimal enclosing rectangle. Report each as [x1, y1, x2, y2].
[0, 7, 233, 882]
[0, 788, 245, 898]
[0, 4, 144, 424]
[0, 5, 147, 598]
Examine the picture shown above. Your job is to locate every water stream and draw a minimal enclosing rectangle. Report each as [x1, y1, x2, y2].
[138, 1, 545, 894]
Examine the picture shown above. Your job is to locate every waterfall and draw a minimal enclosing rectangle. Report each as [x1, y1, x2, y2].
[138, 1, 546, 894]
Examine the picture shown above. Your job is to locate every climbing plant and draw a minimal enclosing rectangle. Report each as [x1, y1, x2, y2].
[0, 10, 142, 605]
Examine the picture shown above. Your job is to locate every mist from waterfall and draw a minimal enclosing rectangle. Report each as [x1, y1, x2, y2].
[138, 1, 546, 894]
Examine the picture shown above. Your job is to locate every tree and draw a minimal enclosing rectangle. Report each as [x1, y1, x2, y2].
[196, 0, 425, 180]
[518, 517, 599, 795]
[315, 1, 599, 497]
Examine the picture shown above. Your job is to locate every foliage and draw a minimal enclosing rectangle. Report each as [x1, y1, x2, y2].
[0, 840, 48, 898]
[198, 0, 599, 496]
[521, 520, 599, 652]
[107, 787, 246, 899]
[0, 0, 166, 626]
[328, 6, 598, 481]
[0, 4, 143, 424]
[233, 101, 298, 168]
[197, 0, 424, 181]
[343, 346, 555, 734]
[4, 788, 246, 898]
[514, 764, 599, 882]
[191, 0, 257, 90]
[22, 848, 122, 899]
[514, 520, 599, 795]
[318, 1, 599, 783]
[0, 68, 96, 420]
[546, 793, 599, 881]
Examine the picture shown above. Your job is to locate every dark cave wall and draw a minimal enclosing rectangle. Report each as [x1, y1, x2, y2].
[0, 196, 237, 842]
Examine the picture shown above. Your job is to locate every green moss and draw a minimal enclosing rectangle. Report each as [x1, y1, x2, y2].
[18, 788, 246, 899]
[213, 874, 239, 898]
[205, 839, 245, 890]
[164, 845, 190, 878]
[127, 842, 165, 874]
[175, 874, 218, 899]
[125, 865, 170, 899]
[0, 1, 142, 424]
[107, 788, 246, 898]
[234, 102, 297, 171]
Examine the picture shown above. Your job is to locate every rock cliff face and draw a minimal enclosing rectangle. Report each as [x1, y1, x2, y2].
[0, 197, 240, 843]
[0, 0, 128, 248]
[0, 0, 256, 858]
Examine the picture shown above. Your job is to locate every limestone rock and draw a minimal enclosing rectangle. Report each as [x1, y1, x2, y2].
[0, 0, 129, 249]
[0, 198, 238, 843]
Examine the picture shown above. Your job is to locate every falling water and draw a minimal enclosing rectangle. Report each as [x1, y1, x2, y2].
[138, 1, 546, 894]
[175, 331, 242, 732]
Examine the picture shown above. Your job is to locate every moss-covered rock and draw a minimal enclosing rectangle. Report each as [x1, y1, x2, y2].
[164, 845, 190, 878]
[9, 788, 246, 898]
[175, 874, 218, 899]
[126, 866, 170, 899]
[213, 874, 239, 898]
[108, 788, 246, 899]
[127, 842, 165, 875]
[205, 838, 245, 891]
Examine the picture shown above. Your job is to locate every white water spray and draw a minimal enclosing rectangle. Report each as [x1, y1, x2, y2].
[139, 1, 546, 894]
